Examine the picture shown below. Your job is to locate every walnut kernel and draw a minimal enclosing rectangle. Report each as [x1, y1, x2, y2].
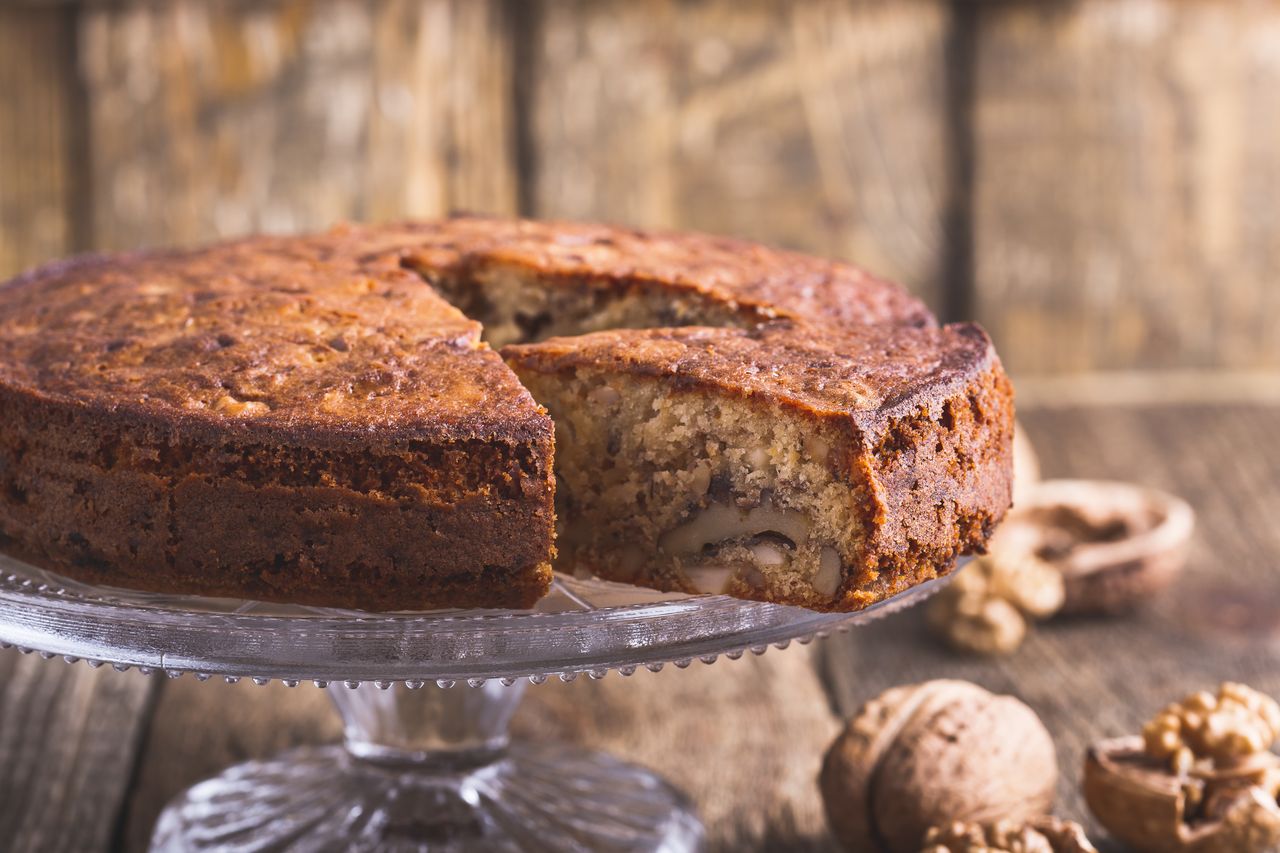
[1142, 682, 1280, 772]
[212, 394, 270, 416]
[927, 551, 1063, 655]
[922, 818, 1097, 853]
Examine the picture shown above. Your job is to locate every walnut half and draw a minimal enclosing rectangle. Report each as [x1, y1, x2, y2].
[1085, 682, 1280, 853]
[926, 551, 1064, 656]
[1143, 682, 1280, 773]
[922, 818, 1097, 853]
[1084, 738, 1280, 853]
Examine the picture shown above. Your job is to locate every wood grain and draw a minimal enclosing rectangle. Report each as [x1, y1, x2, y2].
[971, 0, 1280, 374]
[119, 678, 341, 853]
[512, 648, 840, 852]
[120, 648, 840, 852]
[0, 653, 155, 853]
[525, 0, 953, 311]
[79, 0, 516, 252]
[0, 7, 81, 279]
[820, 403, 1280, 848]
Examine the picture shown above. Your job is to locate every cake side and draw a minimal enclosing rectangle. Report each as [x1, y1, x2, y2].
[845, 341, 1014, 609]
[0, 244, 556, 611]
[504, 322, 1012, 612]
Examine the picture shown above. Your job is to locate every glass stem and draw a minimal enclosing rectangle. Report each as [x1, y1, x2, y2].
[328, 681, 528, 770]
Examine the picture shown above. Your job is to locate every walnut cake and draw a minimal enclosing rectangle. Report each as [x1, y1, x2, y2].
[0, 217, 1013, 612]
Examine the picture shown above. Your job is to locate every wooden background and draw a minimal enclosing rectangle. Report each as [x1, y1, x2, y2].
[3, 0, 1279, 379]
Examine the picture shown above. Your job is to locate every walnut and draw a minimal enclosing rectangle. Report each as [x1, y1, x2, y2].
[922, 818, 1097, 853]
[1142, 683, 1280, 773]
[997, 479, 1193, 615]
[1085, 682, 1280, 853]
[927, 550, 1063, 655]
[820, 680, 1058, 853]
[211, 394, 270, 416]
[657, 498, 810, 557]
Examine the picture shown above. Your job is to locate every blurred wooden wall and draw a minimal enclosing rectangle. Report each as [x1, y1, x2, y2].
[1, 0, 1278, 378]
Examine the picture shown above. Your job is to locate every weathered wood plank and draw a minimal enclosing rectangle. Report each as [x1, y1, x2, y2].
[119, 678, 341, 852]
[121, 647, 840, 851]
[819, 404, 1280, 847]
[525, 0, 953, 311]
[972, 0, 1280, 374]
[513, 648, 840, 852]
[0, 7, 80, 279]
[0, 652, 155, 853]
[79, 0, 516, 252]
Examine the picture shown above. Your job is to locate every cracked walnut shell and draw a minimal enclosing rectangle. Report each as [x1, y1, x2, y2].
[1085, 737, 1280, 853]
[820, 680, 1057, 853]
[997, 479, 1193, 615]
[1086, 683, 1280, 853]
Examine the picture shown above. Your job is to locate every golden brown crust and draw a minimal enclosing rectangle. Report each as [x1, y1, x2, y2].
[0, 215, 1006, 612]
[0, 235, 556, 611]
[0, 242, 547, 445]
[501, 322, 993, 423]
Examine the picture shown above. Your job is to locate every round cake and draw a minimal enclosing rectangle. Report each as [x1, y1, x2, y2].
[0, 217, 1013, 612]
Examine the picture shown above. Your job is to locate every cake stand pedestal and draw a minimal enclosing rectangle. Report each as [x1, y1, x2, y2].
[0, 555, 956, 851]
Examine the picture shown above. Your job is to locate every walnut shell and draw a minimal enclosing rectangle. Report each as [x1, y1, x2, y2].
[819, 680, 1058, 853]
[998, 479, 1193, 615]
[1084, 736, 1280, 853]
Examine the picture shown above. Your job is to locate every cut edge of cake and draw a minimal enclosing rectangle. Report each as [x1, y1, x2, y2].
[503, 322, 1013, 613]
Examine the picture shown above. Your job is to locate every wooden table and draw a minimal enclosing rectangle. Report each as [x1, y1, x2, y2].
[3, 400, 1277, 852]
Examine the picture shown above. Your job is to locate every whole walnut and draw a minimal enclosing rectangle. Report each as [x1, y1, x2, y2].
[820, 680, 1058, 853]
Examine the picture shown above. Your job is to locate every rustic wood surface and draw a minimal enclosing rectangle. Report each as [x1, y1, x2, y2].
[970, 0, 1280, 374]
[0, 6, 83, 278]
[78, 0, 516, 252]
[526, 0, 954, 313]
[0, 654, 154, 853]
[3, 400, 1278, 850]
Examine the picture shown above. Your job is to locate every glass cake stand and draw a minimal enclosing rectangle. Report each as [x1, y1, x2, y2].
[0, 553, 956, 852]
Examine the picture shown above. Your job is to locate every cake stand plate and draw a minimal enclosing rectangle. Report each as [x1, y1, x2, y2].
[0, 554, 956, 851]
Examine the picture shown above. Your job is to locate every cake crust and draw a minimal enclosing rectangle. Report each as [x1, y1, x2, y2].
[0, 239, 555, 610]
[0, 216, 1010, 612]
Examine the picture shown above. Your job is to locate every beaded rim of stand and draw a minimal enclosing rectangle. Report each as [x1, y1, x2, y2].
[0, 560, 957, 688]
